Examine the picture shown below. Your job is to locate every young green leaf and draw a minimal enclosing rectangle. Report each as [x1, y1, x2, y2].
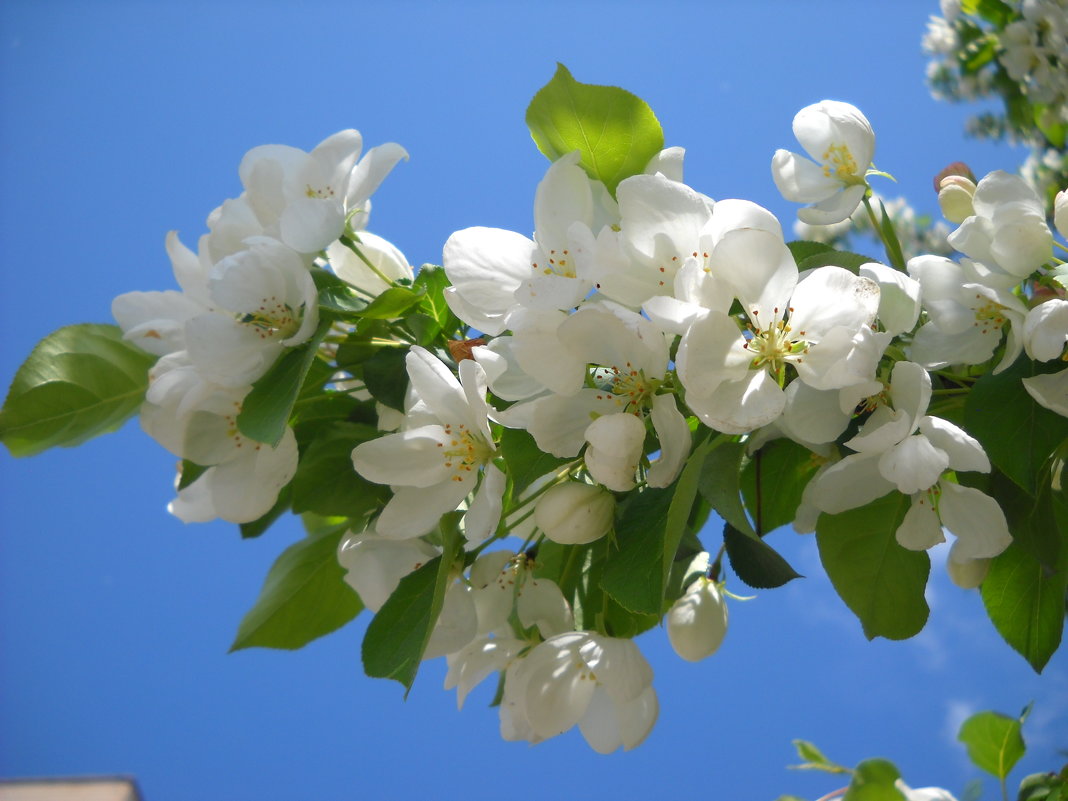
[230, 527, 363, 651]
[844, 759, 905, 801]
[981, 540, 1067, 672]
[237, 320, 331, 446]
[957, 708, 1028, 780]
[600, 486, 674, 615]
[526, 63, 664, 196]
[0, 324, 155, 457]
[796, 249, 880, 275]
[790, 739, 851, 774]
[361, 515, 462, 694]
[816, 492, 931, 640]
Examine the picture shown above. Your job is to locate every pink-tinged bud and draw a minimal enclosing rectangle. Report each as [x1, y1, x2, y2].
[534, 481, 615, 545]
[666, 578, 728, 662]
[938, 175, 977, 223]
[932, 161, 975, 193]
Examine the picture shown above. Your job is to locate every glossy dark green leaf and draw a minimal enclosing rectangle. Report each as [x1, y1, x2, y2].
[600, 486, 673, 615]
[724, 522, 803, 589]
[816, 492, 930, 640]
[231, 527, 362, 651]
[526, 63, 664, 196]
[1, 324, 155, 456]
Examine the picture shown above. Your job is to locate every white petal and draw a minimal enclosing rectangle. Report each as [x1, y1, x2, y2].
[464, 463, 506, 545]
[896, 494, 945, 550]
[939, 482, 1012, 560]
[808, 453, 895, 514]
[688, 370, 786, 435]
[584, 412, 645, 491]
[1023, 371, 1068, 417]
[878, 435, 948, 494]
[918, 416, 990, 473]
[647, 394, 691, 488]
[517, 578, 574, 638]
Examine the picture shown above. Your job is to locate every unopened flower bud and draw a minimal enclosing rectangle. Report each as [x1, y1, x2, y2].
[534, 481, 615, 545]
[937, 175, 977, 223]
[1054, 188, 1068, 240]
[666, 578, 728, 662]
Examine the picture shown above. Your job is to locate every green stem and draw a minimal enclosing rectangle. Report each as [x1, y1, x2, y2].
[862, 195, 906, 270]
[339, 234, 397, 288]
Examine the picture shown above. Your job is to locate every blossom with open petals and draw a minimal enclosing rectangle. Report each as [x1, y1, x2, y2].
[351, 347, 502, 540]
[772, 100, 875, 224]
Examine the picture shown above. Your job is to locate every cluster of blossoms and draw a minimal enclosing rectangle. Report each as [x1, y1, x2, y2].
[112, 131, 408, 522]
[8, 63, 1068, 756]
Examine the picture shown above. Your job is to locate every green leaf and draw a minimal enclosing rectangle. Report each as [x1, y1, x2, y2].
[362, 346, 411, 412]
[964, 356, 1068, 495]
[877, 199, 906, 270]
[525, 63, 664, 196]
[1, 324, 155, 457]
[237, 320, 331, 446]
[600, 436, 711, 614]
[600, 485, 674, 614]
[239, 484, 292, 539]
[796, 249, 879, 275]
[957, 709, 1027, 780]
[723, 522, 803, 589]
[844, 759, 905, 801]
[177, 459, 209, 491]
[816, 492, 931, 640]
[499, 427, 572, 498]
[358, 286, 425, 320]
[318, 283, 370, 316]
[981, 540, 1067, 672]
[362, 514, 462, 694]
[741, 439, 821, 535]
[290, 423, 391, 518]
[790, 739, 851, 774]
[413, 265, 457, 331]
[698, 439, 757, 539]
[787, 240, 834, 265]
[230, 527, 362, 651]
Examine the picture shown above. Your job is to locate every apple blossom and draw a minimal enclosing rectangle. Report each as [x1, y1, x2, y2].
[666, 577, 729, 663]
[772, 100, 876, 224]
[351, 346, 502, 540]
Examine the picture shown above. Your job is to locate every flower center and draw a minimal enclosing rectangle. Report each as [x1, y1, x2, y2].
[239, 296, 301, 340]
[305, 184, 336, 199]
[590, 362, 658, 411]
[532, 248, 575, 279]
[821, 143, 862, 183]
[440, 423, 493, 482]
[743, 311, 809, 373]
[971, 295, 1008, 335]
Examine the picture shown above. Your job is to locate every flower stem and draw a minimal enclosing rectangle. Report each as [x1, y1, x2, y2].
[339, 234, 398, 288]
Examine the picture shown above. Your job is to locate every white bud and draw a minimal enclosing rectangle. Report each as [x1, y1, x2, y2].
[666, 578, 728, 662]
[1054, 188, 1068, 241]
[937, 175, 976, 223]
[534, 481, 615, 545]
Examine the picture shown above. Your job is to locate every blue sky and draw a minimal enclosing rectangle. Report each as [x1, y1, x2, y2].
[1, 2, 1065, 799]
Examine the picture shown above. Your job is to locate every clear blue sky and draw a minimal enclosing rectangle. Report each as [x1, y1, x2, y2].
[1, 2, 1064, 799]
